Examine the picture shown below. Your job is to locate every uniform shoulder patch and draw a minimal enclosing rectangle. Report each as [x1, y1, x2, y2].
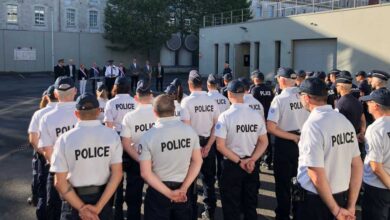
[215, 123, 222, 130]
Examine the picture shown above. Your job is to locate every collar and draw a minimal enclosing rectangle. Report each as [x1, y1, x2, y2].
[115, 94, 130, 98]
[77, 120, 102, 127]
[47, 102, 57, 107]
[136, 104, 153, 109]
[281, 87, 298, 95]
[191, 91, 207, 96]
[231, 103, 247, 109]
[208, 90, 219, 94]
[55, 102, 76, 109]
[156, 116, 179, 124]
[312, 105, 333, 113]
[243, 94, 253, 98]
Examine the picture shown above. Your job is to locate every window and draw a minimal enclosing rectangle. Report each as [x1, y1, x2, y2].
[89, 10, 98, 28]
[66, 8, 76, 27]
[89, 0, 99, 4]
[7, 5, 18, 23]
[34, 6, 45, 26]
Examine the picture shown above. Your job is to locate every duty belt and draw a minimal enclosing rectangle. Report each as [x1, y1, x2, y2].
[163, 181, 182, 190]
[74, 185, 106, 196]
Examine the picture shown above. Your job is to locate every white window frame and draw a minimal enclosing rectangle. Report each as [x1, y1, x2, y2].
[66, 8, 76, 27]
[6, 4, 18, 24]
[34, 6, 46, 26]
[89, 10, 98, 29]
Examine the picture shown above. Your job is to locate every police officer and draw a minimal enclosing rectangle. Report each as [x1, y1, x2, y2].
[170, 78, 187, 103]
[370, 70, 389, 91]
[250, 70, 275, 169]
[221, 73, 233, 98]
[139, 94, 203, 220]
[104, 60, 119, 99]
[360, 88, 390, 220]
[267, 67, 309, 220]
[335, 72, 366, 158]
[181, 70, 220, 219]
[327, 69, 340, 108]
[96, 84, 108, 123]
[206, 73, 230, 182]
[215, 80, 268, 220]
[103, 76, 136, 220]
[165, 84, 184, 118]
[50, 93, 123, 220]
[355, 71, 371, 97]
[120, 80, 157, 220]
[239, 77, 265, 118]
[28, 85, 57, 219]
[296, 77, 363, 220]
[295, 70, 306, 86]
[38, 76, 78, 220]
[54, 59, 67, 81]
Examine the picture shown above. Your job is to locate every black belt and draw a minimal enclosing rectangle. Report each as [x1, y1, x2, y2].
[74, 185, 106, 196]
[287, 130, 301, 135]
[105, 76, 116, 79]
[303, 188, 346, 197]
[163, 181, 182, 190]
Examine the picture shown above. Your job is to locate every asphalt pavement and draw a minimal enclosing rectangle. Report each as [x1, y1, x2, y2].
[0, 72, 359, 220]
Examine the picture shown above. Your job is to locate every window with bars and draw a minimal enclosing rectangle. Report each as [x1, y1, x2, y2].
[34, 6, 45, 26]
[7, 5, 18, 23]
[66, 8, 76, 27]
[89, 10, 98, 28]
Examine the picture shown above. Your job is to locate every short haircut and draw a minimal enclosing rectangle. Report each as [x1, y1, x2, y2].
[306, 94, 328, 103]
[337, 83, 352, 91]
[378, 103, 390, 112]
[153, 94, 175, 117]
[78, 108, 99, 120]
[189, 80, 202, 88]
[56, 88, 74, 100]
[112, 84, 130, 96]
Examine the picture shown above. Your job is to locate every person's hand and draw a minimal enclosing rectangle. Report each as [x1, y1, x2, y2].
[201, 146, 211, 158]
[169, 189, 187, 203]
[292, 135, 300, 144]
[346, 205, 356, 219]
[79, 205, 100, 220]
[357, 132, 365, 143]
[245, 159, 256, 173]
[334, 208, 355, 220]
[239, 159, 252, 173]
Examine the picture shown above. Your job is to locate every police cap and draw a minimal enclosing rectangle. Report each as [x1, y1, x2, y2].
[336, 71, 353, 84]
[227, 80, 245, 94]
[296, 70, 307, 78]
[299, 77, 328, 96]
[171, 78, 182, 87]
[371, 70, 389, 81]
[223, 73, 233, 81]
[54, 76, 75, 91]
[136, 80, 151, 95]
[312, 71, 326, 80]
[207, 74, 218, 84]
[355, 71, 367, 78]
[238, 77, 251, 91]
[251, 70, 265, 80]
[114, 76, 129, 86]
[76, 93, 99, 110]
[360, 88, 390, 107]
[276, 67, 297, 79]
[329, 69, 341, 76]
[46, 85, 56, 99]
[164, 84, 177, 95]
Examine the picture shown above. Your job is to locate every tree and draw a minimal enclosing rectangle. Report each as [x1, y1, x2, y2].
[104, 0, 174, 53]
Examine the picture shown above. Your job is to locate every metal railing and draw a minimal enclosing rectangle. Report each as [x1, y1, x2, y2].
[203, 0, 390, 27]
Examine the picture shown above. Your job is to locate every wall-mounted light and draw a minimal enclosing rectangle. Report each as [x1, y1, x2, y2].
[310, 22, 318, 26]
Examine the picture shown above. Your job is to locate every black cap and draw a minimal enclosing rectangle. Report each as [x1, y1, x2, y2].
[335, 72, 353, 84]
[340, 70, 352, 77]
[170, 78, 182, 87]
[251, 70, 264, 80]
[276, 67, 297, 79]
[136, 80, 151, 94]
[115, 76, 129, 86]
[367, 72, 373, 78]
[46, 85, 55, 99]
[97, 84, 107, 92]
[227, 80, 245, 94]
[54, 76, 75, 91]
[223, 73, 233, 81]
[76, 93, 99, 110]
[355, 71, 367, 78]
[312, 71, 326, 80]
[306, 71, 314, 78]
[371, 70, 389, 81]
[360, 88, 390, 106]
[329, 69, 341, 76]
[164, 84, 177, 95]
[238, 77, 251, 91]
[188, 70, 202, 83]
[299, 77, 328, 96]
[207, 74, 218, 84]
[296, 70, 306, 78]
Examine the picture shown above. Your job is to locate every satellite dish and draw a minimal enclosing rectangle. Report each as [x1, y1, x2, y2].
[166, 33, 182, 51]
[184, 34, 199, 52]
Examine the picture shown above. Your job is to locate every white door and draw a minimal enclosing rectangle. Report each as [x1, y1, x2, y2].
[293, 39, 337, 72]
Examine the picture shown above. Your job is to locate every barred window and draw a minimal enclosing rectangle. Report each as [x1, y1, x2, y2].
[66, 8, 76, 27]
[7, 5, 18, 23]
[34, 6, 45, 26]
[89, 10, 98, 28]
